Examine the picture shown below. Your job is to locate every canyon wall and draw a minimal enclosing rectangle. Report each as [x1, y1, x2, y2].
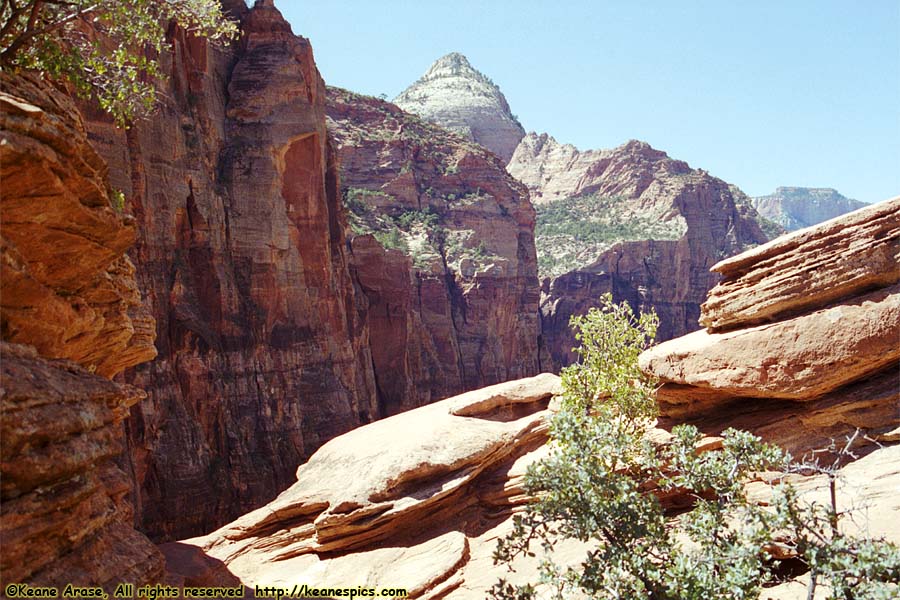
[0, 72, 164, 587]
[82, 2, 380, 540]
[510, 136, 772, 368]
[327, 88, 540, 414]
[79, 1, 540, 541]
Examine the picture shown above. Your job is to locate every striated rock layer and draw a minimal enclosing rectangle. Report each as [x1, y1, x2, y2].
[394, 53, 525, 163]
[527, 138, 770, 369]
[327, 87, 540, 414]
[81, 2, 379, 540]
[0, 72, 156, 378]
[0, 74, 163, 587]
[0, 344, 165, 588]
[751, 186, 868, 231]
[640, 196, 900, 454]
[160, 374, 565, 598]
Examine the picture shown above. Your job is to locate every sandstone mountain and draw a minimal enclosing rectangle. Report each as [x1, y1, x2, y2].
[519, 136, 772, 368]
[161, 200, 899, 597]
[326, 87, 540, 414]
[751, 186, 868, 231]
[1, 72, 164, 588]
[394, 53, 525, 163]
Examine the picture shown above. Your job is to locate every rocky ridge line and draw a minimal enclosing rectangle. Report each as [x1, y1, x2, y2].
[751, 186, 868, 231]
[527, 137, 771, 366]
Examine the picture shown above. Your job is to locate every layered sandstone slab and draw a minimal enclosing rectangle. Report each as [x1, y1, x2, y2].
[640, 198, 900, 447]
[0, 343, 165, 587]
[641, 284, 899, 401]
[161, 375, 563, 596]
[0, 72, 156, 377]
[164, 368, 899, 598]
[701, 196, 900, 331]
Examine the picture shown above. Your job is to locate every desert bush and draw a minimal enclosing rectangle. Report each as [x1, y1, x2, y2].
[492, 294, 899, 600]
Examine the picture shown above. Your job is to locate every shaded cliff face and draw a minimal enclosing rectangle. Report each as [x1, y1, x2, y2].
[82, 3, 378, 540]
[751, 186, 868, 231]
[0, 73, 164, 587]
[515, 137, 770, 369]
[394, 53, 525, 163]
[327, 87, 540, 414]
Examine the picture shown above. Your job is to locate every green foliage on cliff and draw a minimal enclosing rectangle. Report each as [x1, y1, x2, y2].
[492, 294, 900, 600]
[535, 194, 686, 278]
[0, 0, 237, 125]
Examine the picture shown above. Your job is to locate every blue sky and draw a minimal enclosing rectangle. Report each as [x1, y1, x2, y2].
[277, 1, 899, 203]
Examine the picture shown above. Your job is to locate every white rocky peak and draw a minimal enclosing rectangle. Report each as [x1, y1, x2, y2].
[394, 53, 525, 163]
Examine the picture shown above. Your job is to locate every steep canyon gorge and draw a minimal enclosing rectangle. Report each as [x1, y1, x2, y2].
[1, 0, 896, 594]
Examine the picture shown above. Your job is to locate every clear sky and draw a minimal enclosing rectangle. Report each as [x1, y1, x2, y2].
[276, 1, 899, 204]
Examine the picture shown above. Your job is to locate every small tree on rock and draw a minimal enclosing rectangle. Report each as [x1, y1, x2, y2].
[492, 293, 900, 600]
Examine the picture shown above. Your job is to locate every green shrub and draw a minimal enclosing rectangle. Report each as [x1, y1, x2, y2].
[373, 228, 408, 254]
[492, 294, 900, 600]
[0, 1, 237, 126]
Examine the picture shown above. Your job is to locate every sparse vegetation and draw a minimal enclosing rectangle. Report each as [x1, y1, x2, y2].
[492, 295, 900, 600]
[535, 193, 686, 278]
[110, 188, 126, 212]
[373, 228, 408, 253]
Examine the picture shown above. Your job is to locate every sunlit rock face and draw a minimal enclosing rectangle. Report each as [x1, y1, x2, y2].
[751, 186, 868, 231]
[516, 136, 771, 368]
[394, 52, 525, 164]
[0, 72, 164, 589]
[640, 196, 900, 456]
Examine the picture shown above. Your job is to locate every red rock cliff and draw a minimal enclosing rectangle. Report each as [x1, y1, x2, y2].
[82, 3, 379, 540]
[326, 88, 540, 413]
[0, 72, 164, 587]
[527, 139, 770, 369]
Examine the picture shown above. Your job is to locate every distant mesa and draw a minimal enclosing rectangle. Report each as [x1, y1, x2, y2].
[394, 52, 525, 164]
[751, 186, 867, 231]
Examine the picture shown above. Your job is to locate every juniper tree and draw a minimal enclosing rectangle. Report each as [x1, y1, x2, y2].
[492, 293, 900, 600]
